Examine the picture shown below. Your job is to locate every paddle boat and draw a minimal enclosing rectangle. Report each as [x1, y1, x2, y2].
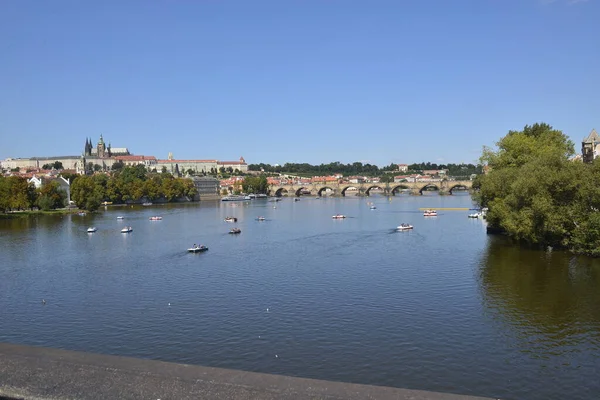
[229, 228, 241, 234]
[370, 205, 377, 210]
[142, 202, 153, 206]
[117, 216, 124, 220]
[256, 216, 266, 221]
[332, 214, 346, 219]
[120, 226, 133, 233]
[294, 198, 300, 202]
[188, 245, 208, 253]
[423, 210, 437, 217]
[468, 212, 482, 219]
[396, 224, 414, 231]
[224, 217, 238, 223]
[149, 216, 162, 221]
[77, 212, 86, 216]
[87, 227, 97, 233]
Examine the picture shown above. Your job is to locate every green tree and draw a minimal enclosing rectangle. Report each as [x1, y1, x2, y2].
[241, 175, 269, 194]
[111, 160, 125, 171]
[474, 123, 600, 255]
[36, 181, 66, 210]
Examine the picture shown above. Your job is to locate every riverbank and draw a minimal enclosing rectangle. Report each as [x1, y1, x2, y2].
[0, 209, 83, 219]
[0, 342, 492, 400]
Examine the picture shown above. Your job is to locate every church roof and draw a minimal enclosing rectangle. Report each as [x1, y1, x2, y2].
[583, 129, 599, 143]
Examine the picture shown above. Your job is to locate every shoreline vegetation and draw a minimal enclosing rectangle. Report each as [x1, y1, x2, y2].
[475, 123, 600, 257]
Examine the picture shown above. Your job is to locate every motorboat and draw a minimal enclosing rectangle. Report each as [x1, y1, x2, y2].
[468, 213, 481, 218]
[396, 224, 413, 231]
[121, 227, 133, 233]
[188, 245, 208, 253]
[332, 214, 346, 219]
[149, 216, 162, 221]
[256, 216, 266, 221]
[87, 227, 97, 233]
[423, 210, 437, 217]
[370, 205, 377, 210]
[117, 216, 124, 220]
[224, 217, 238, 222]
[221, 195, 248, 201]
[229, 228, 241, 234]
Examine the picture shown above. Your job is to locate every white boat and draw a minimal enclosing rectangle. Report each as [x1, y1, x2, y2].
[468, 213, 481, 218]
[256, 216, 266, 221]
[396, 224, 413, 231]
[117, 216, 124, 220]
[149, 216, 162, 221]
[142, 202, 153, 206]
[332, 214, 346, 219]
[221, 195, 248, 202]
[121, 227, 133, 233]
[188, 245, 208, 253]
[423, 210, 437, 217]
[370, 205, 377, 210]
[224, 217, 238, 222]
[87, 227, 97, 233]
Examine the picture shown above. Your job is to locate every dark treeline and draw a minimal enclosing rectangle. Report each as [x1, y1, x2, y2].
[71, 165, 197, 211]
[0, 176, 66, 212]
[248, 162, 481, 176]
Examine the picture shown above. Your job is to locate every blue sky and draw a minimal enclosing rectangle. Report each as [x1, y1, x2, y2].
[1, 0, 598, 166]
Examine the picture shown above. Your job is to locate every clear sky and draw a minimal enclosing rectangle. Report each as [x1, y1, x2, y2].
[1, 0, 598, 166]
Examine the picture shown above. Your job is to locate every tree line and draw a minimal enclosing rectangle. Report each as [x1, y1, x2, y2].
[0, 176, 67, 212]
[71, 165, 197, 211]
[475, 122, 600, 257]
[248, 161, 481, 176]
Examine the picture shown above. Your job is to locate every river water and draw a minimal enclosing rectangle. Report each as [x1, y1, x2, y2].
[1, 194, 599, 399]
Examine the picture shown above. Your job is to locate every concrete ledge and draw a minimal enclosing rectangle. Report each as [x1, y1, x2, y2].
[0, 342, 492, 400]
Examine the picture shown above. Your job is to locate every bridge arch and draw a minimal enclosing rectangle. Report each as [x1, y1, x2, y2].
[294, 187, 313, 197]
[365, 185, 385, 196]
[340, 186, 359, 196]
[274, 187, 288, 197]
[317, 186, 336, 196]
[390, 184, 411, 195]
[419, 184, 440, 194]
[448, 184, 469, 194]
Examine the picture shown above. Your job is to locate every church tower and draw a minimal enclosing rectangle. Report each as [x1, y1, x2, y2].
[97, 134, 106, 158]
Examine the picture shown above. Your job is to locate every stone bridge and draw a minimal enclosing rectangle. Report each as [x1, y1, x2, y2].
[269, 180, 473, 197]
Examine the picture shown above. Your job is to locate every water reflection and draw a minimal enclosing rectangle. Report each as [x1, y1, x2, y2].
[479, 236, 600, 358]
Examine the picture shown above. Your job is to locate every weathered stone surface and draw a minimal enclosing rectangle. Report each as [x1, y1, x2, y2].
[0, 342, 493, 400]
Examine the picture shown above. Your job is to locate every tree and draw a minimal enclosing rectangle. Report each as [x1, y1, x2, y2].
[93, 164, 102, 172]
[53, 161, 64, 170]
[474, 123, 600, 255]
[241, 175, 269, 194]
[111, 160, 125, 171]
[161, 166, 167, 174]
[36, 181, 66, 210]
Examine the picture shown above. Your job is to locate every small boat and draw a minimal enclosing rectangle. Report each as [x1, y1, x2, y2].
[221, 195, 248, 202]
[149, 216, 162, 221]
[294, 198, 300, 202]
[117, 216, 124, 220]
[468, 213, 481, 219]
[370, 205, 377, 210]
[188, 245, 208, 253]
[396, 224, 413, 231]
[332, 214, 346, 219]
[142, 202, 153, 206]
[229, 228, 241, 234]
[87, 227, 97, 233]
[423, 210, 438, 217]
[256, 216, 266, 221]
[121, 227, 133, 233]
[77, 212, 86, 216]
[224, 217, 238, 223]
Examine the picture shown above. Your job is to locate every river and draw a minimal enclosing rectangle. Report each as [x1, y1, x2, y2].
[1, 194, 599, 400]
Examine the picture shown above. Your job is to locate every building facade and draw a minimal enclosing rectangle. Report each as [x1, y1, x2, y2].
[582, 129, 599, 163]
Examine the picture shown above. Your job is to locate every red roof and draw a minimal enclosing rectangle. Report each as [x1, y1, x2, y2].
[157, 159, 217, 163]
[115, 155, 157, 161]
